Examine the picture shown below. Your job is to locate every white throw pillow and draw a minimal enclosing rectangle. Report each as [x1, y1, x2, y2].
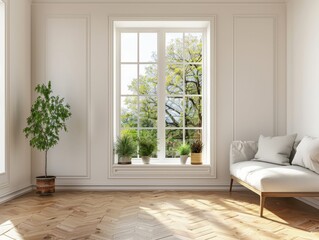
[253, 134, 297, 165]
[292, 136, 319, 174]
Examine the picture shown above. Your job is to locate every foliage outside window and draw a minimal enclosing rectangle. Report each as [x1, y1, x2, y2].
[117, 27, 205, 162]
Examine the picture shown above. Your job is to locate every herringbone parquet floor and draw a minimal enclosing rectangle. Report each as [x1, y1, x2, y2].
[0, 191, 318, 240]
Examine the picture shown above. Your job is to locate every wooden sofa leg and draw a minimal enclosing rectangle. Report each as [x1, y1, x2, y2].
[260, 194, 265, 217]
[229, 178, 234, 192]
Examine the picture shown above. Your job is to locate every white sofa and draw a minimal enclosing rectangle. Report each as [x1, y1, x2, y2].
[229, 140, 319, 217]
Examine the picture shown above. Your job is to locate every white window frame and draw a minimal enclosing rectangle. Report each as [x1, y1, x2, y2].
[0, 0, 9, 185]
[108, 17, 216, 179]
[116, 28, 206, 164]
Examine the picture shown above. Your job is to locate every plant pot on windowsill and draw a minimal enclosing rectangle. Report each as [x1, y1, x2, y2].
[191, 140, 204, 165]
[115, 135, 136, 165]
[23, 81, 71, 196]
[191, 153, 202, 165]
[180, 155, 189, 164]
[118, 156, 132, 164]
[178, 144, 191, 165]
[141, 156, 151, 164]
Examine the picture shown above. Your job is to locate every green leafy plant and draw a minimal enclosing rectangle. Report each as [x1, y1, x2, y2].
[178, 144, 191, 156]
[138, 138, 157, 157]
[115, 135, 137, 157]
[138, 131, 157, 157]
[23, 81, 71, 178]
[191, 140, 204, 153]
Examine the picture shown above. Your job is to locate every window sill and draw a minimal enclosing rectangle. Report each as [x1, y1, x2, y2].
[110, 163, 215, 179]
[113, 163, 211, 166]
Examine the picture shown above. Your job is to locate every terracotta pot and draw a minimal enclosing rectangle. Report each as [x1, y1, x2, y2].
[191, 153, 202, 165]
[180, 155, 188, 164]
[118, 156, 132, 164]
[36, 176, 56, 195]
[141, 156, 150, 164]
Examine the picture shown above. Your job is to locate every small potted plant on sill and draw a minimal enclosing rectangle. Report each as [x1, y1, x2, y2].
[178, 143, 191, 164]
[24, 81, 71, 195]
[115, 135, 137, 164]
[138, 135, 157, 164]
[191, 139, 204, 165]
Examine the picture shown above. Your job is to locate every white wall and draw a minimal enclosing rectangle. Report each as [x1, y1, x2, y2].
[287, 0, 319, 136]
[287, 0, 319, 208]
[31, 0, 286, 189]
[0, 0, 32, 202]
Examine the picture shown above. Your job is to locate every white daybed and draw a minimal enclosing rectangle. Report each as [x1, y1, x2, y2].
[229, 135, 319, 217]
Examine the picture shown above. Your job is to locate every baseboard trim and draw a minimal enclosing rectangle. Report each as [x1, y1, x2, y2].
[50, 184, 247, 191]
[3, 185, 318, 212]
[297, 197, 319, 210]
[0, 186, 33, 204]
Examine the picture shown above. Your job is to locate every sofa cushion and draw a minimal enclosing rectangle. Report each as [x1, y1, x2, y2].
[230, 141, 258, 164]
[289, 140, 300, 163]
[230, 161, 319, 192]
[292, 136, 319, 174]
[253, 134, 297, 165]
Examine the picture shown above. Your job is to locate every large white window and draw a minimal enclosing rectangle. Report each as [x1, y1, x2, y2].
[0, 0, 5, 174]
[114, 21, 211, 164]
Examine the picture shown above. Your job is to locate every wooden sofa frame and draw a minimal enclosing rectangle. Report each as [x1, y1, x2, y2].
[229, 175, 319, 217]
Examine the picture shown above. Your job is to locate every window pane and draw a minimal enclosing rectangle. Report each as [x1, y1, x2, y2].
[139, 64, 157, 95]
[121, 64, 138, 95]
[185, 96, 202, 127]
[166, 33, 183, 63]
[118, 29, 206, 163]
[121, 33, 137, 62]
[121, 96, 138, 128]
[140, 96, 157, 127]
[139, 33, 157, 62]
[165, 97, 183, 127]
[166, 64, 183, 95]
[185, 64, 202, 95]
[184, 33, 202, 63]
[185, 129, 202, 145]
[120, 129, 138, 158]
[166, 129, 182, 158]
[140, 129, 158, 157]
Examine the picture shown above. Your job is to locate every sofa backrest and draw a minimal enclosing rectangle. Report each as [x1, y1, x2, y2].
[230, 140, 300, 165]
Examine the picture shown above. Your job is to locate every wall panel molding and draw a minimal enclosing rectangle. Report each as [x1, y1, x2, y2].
[45, 15, 91, 179]
[233, 15, 278, 141]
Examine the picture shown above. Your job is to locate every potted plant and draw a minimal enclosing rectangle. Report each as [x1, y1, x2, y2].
[178, 143, 191, 164]
[24, 81, 71, 195]
[191, 139, 204, 165]
[138, 136, 157, 164]
[115, 135, 137, 164]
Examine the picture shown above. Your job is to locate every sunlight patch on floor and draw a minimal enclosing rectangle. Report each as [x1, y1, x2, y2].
[0, 220, 23, 239]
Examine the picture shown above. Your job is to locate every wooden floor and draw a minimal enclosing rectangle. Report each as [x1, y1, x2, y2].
[0, 191, 318, 240]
